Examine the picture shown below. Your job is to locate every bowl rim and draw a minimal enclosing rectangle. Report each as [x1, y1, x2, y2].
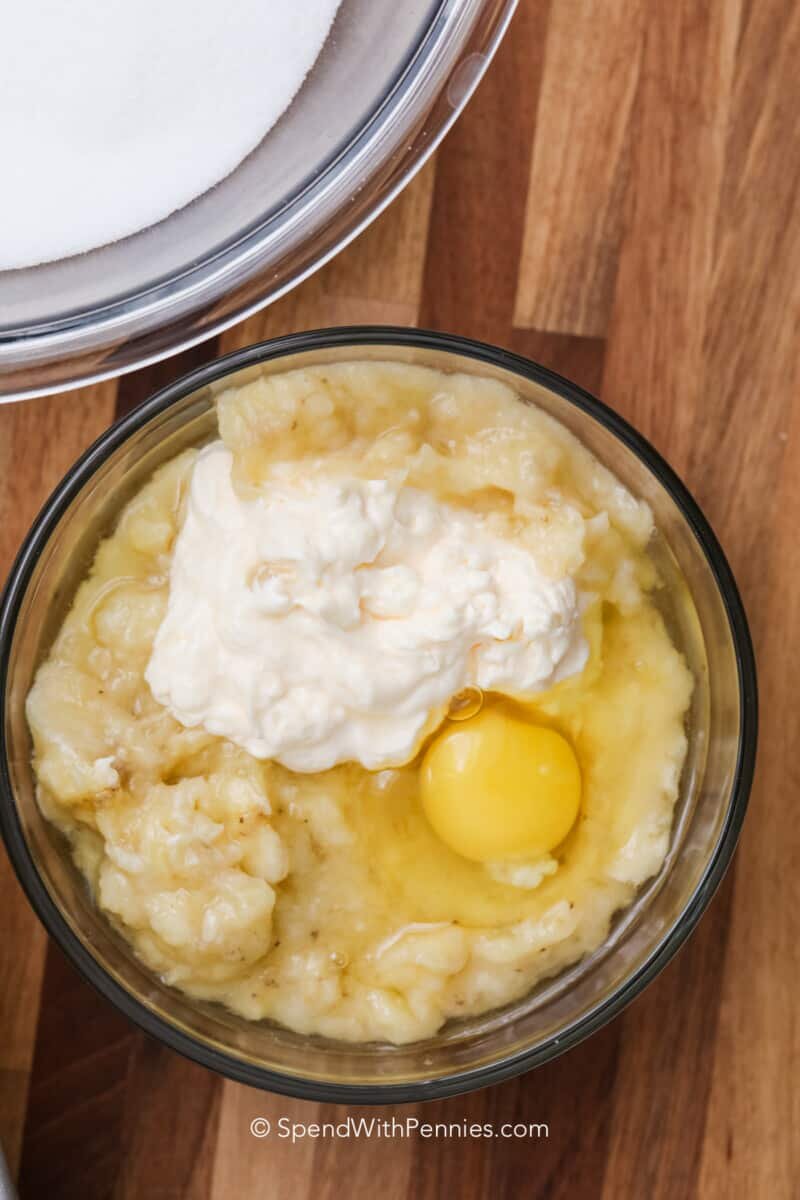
[0, 327, 758, 1103]
[0, 0, 519, 401]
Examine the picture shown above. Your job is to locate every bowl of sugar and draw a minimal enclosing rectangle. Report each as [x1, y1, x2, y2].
[0, 0, 516, 399]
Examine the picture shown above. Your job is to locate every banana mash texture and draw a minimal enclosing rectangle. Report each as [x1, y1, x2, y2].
[26, 363, 692, 1043]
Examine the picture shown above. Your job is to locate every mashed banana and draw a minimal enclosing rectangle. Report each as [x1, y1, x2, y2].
[26, 363, 692, 1044]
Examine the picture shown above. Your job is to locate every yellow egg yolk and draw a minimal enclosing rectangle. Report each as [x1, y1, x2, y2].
[420, 707, 581, 863]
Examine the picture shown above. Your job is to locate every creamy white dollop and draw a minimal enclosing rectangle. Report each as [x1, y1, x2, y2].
[145, 443, 588, 772]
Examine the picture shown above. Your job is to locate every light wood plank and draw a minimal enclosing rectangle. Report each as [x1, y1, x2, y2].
[209, 1087, 321, 1200]
[306, 1103, 417, 1200]
[211, 1092, 420, 1200]
[513, 0, 645, 337]
[600, 0, 743, 457]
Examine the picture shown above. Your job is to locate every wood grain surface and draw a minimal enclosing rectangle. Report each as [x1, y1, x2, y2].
[1, 1, 798, 1195]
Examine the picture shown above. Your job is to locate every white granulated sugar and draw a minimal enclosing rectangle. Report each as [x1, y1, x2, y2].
[0, 0, 341, 270]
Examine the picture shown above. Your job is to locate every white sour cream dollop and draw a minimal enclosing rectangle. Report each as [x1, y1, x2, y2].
[145, 443, 588, 772]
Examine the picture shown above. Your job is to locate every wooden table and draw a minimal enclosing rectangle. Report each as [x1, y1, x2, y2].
[1, 1, 797, 1195]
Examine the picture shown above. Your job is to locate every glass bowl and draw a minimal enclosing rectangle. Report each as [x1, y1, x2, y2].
[0, 0, 516, 401]
[0, 329, 757, 1102]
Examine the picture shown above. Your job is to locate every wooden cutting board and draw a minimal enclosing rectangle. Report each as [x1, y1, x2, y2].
[1, 1, 797, 1195]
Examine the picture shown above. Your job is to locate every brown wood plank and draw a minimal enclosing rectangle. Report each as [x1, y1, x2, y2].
[600, 0, 743, 453]
[17, 947, 136, 1199]
[596, 1, 745, 1193]
[218, 158, 436, 352]
[112, 1038, 221, 1200]
[510, 330, 606, 397]
[697, 376, 800, 1198]
[598, 0, 799, 1196]
[406, 1024, 622, 1200]
[0, 384, 116, 1177]
[513, 0, 646, 338]
[597, 877, 736, 1200]
[114, 340, 223, 421]
[417, 0, 551, 344]
[692, 0, 800, 1191]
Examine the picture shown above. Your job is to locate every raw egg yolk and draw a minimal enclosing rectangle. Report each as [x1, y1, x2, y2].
[420, 708, 581, 863]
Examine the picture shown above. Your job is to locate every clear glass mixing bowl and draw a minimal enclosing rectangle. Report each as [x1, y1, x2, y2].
[0, 329, 757, 1102]
[0, 0, 516, 400]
